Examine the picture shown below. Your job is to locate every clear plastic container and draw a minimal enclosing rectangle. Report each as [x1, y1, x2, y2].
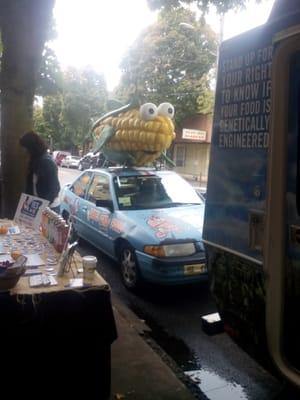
[82, 255, 97, 284]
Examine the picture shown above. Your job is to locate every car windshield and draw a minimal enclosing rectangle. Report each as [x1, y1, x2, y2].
[113, 173, 203, 210]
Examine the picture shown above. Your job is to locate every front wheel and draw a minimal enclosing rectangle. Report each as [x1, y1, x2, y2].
[119, 244, 142, 290]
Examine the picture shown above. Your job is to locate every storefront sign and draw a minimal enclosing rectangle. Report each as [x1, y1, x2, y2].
[14, 193, 49, 230]
[182, 128, 207, 141]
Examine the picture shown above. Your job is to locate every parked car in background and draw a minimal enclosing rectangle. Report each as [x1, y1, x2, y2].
[53, 151, 71, 166]
[60, 155, 80, 168]
[78, 152, 99, 170]
[79, 152, 116, 170]
[60, 167, 206, 290]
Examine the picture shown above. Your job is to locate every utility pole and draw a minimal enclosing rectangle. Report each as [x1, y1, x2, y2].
[216, 13, 225, 71]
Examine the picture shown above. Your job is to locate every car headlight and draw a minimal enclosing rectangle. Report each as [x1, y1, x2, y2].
[144, 243, 196, 257]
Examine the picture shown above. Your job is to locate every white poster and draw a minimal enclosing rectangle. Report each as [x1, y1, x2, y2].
[14, 193, 49, 230]
[182, 128, 207, 141]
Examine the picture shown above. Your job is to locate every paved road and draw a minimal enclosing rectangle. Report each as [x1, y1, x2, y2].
[58, 167, 284, 400]
[58, 166, 78, 188]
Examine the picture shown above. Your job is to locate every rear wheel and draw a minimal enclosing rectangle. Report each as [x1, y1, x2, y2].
[119, 244, 142, 290]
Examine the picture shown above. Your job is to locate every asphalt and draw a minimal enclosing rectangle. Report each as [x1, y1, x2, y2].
[110, 294, 196, 400]
[107, 174, 204, 400]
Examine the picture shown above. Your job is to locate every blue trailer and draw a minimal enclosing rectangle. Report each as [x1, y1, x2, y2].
[203, 0, 300, 387]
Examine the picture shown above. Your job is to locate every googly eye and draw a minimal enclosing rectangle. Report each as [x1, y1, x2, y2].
[139, 103, 158, 121]
[157, 103, 175, 118]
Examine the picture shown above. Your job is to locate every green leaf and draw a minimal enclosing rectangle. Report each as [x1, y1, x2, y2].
[93, 125, 115, 153]
[146, 0, 263, 14]
[115, 7, 217, 126]
[34, 66, 108, 151]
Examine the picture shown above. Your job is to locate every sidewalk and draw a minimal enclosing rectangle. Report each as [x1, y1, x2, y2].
[110, 294, 196, 400]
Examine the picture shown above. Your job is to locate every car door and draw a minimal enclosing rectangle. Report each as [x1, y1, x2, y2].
[66, 171, 93, 238]
[83, 172, 114, 255]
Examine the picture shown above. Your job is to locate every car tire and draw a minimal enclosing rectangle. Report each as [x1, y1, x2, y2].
[119, 244, 142, 291]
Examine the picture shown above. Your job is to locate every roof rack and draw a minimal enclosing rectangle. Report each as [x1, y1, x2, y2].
[107, 165, 156, 172]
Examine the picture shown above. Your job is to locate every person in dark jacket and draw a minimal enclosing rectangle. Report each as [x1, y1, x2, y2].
[20, 131, 61, 213]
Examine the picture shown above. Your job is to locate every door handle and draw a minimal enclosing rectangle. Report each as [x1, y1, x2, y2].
[82, 206, 88, 212]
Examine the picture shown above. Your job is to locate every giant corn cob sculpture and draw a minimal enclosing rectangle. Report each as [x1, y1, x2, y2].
[92, 101, 176, 166]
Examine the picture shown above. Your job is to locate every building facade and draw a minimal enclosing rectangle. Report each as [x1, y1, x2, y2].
[170, 114, 212, 187]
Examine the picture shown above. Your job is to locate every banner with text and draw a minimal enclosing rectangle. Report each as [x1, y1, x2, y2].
[182, 128, 207, 141]
[14, 193, 49, 230]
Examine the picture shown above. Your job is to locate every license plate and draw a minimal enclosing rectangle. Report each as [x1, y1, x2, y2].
[184, 263, 207, 275]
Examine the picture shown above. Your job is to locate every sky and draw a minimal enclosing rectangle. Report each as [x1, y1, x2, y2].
[52, 0, 275, 92]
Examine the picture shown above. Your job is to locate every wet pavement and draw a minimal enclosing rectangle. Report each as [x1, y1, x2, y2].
[125, 298, 299, 400]
[185, 369, 249, 400]
[77, 240, 283, 400]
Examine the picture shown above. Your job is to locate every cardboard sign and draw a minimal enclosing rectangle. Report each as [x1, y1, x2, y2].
[182, 128, 207, 141]
[14, 193, 49, 230]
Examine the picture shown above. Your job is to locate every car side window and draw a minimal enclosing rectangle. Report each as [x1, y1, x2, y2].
[71, 172, 92, 198]
[87, 174, 111, 204]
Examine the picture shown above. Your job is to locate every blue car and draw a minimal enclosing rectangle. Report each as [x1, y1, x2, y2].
[60, 167, 207, 290]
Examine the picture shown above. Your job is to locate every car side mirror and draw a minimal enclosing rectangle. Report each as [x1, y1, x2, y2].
[96, 199, 114, 212]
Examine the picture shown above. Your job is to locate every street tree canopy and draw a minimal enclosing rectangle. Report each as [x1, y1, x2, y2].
[115, 7, 217, 125]
[60, 67, 108, 150]
[35, 19, 62, 97]
[34, 67, 108, 152]
[147, 0, 263, 13]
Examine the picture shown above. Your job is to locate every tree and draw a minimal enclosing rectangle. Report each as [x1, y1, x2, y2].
[0, 0, 55, 217]
[38, 67, 108, 152]
[33, 104, 48, 137]
[147, 0, 263, 14]
[0, 16, 61, 97]
[36, 45, 63, 97]
[115, 7, 217, 125]
[40, 94, 64, 148]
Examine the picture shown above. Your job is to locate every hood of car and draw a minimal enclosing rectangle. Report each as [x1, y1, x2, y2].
[123, 205, 204, 243]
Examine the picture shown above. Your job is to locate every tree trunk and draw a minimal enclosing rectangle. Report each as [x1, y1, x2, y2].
[0, 0, 54, 218]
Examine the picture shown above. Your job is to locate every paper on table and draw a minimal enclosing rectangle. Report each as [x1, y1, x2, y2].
[24, 254, 45, 267]
[24, 268, 43, 276]
[67, 278, 83, 288]
[0, 245, 8, 255]
[8, 226, 21, 235]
